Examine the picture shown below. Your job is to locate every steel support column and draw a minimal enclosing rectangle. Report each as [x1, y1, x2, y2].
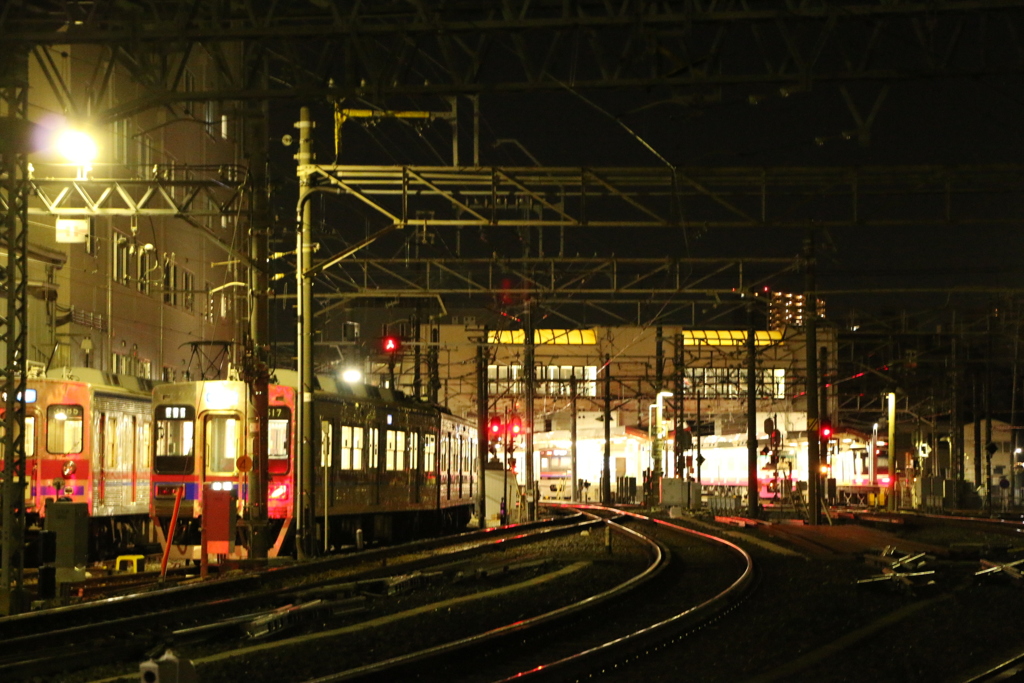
[0, 51, 30, 615]
[246, 104, 271, 560]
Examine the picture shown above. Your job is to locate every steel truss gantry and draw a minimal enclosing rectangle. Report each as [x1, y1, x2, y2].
[5, 1, 1024, 130]
[0, 165, 249, 219]
[295, 161, 1024, 323]
[303, 163, 1024, 234]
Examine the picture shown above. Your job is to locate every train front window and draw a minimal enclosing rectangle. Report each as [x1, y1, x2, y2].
[268, 406, 291, 474]
[47, 405, 84, 454]
[206, 415, 241, 474]
[155, 404, 195, 473]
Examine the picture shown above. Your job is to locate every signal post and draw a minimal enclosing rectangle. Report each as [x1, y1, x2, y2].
[487, 412, 523, 525]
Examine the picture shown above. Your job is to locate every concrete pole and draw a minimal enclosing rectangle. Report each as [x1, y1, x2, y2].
[888, 392, 897, 512]
[476, 343, 488, 525]
[804, 230, 821, 525]
[746, 303, 759, 518]
[246, 104, 270, 560]
[524, 301, 536, 520]
[570, 372, 578, 501]
[951, 317, 962, 508]
[295, 106, 315, 557]
[603, 355, 613, 505]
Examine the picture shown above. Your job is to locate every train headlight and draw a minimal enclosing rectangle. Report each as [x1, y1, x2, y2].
[62, 460, 77, 477]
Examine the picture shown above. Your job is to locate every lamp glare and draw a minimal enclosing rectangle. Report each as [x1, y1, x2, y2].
[56, 129, 98, 165]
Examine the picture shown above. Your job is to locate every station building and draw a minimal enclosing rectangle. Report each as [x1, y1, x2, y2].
[346, 319, 840, 510]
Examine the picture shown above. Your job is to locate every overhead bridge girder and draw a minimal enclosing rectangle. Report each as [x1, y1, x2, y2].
[0, 166, 249, 217]
[6, 1, 1024, 123]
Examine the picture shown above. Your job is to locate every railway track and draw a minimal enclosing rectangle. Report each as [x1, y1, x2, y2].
[582, 508, 1024, 683]
[14, 507, 1021, 683]
[125, 506, 750, 683]
[1, 514, 631, 682]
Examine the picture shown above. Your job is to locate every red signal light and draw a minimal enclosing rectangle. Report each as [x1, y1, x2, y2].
[820, 421, 833, 440]
[382, 336, 401, 353]
[508, 415, 523, 436]
[488, 416, 503, 436]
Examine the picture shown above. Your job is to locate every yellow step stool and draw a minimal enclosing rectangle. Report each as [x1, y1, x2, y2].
[115, 555, 146, 573]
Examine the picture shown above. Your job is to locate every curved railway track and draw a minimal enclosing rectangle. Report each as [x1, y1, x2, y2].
[1, 515, 609, 682]
[586, 509, 1024, 683]
[184, 506, 754, 683]
[12, 506, 1023, 683]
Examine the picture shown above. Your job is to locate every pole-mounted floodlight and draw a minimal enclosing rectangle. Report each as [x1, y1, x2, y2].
[53, 127, 97, 178]
[341, 368, 363, 384]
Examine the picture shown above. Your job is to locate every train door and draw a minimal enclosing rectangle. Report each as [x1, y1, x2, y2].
[103, 412, 130, 510]
[203, 413, 242, 493]
[468, 436, 475, 499]
[368, 425, 380, 505]
[424, 431, 437, 508]
[94, 411, 110, 509]
[16, 407, 39, 511]
[125, 415, 138, 504]
[410, 431, 420, 504]
[442, 432, 451, 502]
[0, 410, 40, 511]
[134, 414, 150, 505]
[457, 434, 464, 499]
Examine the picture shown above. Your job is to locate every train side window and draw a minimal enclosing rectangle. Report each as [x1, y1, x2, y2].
[320, 420, 333, 467]
[397, 431, 407, 470]
[340, 425, 352, 469]
[352, 426, 364, 470]
[424, 433, 436, 472]
[205, 415, 240, 474]
[24, 416, 35, 456]
[409, 432, 419, 471]
[386, 430, 396, 471]
[47, 404, 84, 454]
[268, 406, 291, 474]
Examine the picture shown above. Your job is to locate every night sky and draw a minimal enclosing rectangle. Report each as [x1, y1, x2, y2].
[268, 68, 1024, 323]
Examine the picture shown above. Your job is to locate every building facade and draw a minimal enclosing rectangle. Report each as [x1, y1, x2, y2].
[13, 43, 248, 381]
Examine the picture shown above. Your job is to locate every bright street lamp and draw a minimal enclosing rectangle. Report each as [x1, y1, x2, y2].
[53, 127, 98, 177]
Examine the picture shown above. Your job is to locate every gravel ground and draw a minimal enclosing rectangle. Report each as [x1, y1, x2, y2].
[24, 512, 1024, 683]
[596, 511, 1024, 683]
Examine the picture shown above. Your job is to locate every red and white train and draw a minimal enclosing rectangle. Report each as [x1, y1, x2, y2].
[5, 367, 477, 560]
[150, 373, 478, 556]
[3, 368, 156, 557]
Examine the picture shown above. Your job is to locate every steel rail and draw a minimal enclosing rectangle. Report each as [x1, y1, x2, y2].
[0, 514, 581, 641]
[490, 506, 756, 682]
[297, 511, 666, 683]
[1, 516, 593, 681]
